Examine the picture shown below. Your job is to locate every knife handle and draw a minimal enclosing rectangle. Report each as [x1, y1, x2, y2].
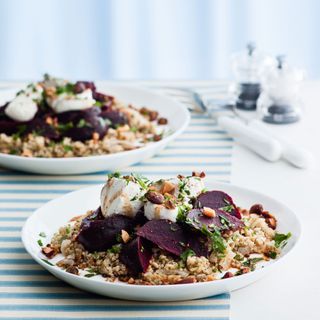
[249, 119, 314, 168]
[217, 116, 282, 162]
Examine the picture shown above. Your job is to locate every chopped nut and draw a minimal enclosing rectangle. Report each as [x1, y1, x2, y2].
[148, 110, 159, 121]
[242, 267, 250, 274]
[45, 117, 53, 125]
[146, 191, 164, 204]
[157, 117, 168, 125]
[177, 174, 185, 180]
[202, 207, 216, 218]
[153, 134, 162, 142]
[161, 181, 176, 194]
[192, 171, 206, 178]
[175, 277, 196, 284]
[127, 277, 135, 284]
[222, 272, 234, 279]
[21, 149, 32, 157]
[42, 245, 56, 259]
[265, 217, 277, 230]
[206, 275, 214, 281]
[164, 200, 175, 210]
[249, 204, 264, 215]
[121, 229, 130, 243]
[92, 132, 100, 142]
[66, 265, 79, 275]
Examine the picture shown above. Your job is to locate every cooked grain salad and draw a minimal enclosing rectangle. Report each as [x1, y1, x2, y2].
[0, 74, 168, 157]
[40, 172, 292, 285]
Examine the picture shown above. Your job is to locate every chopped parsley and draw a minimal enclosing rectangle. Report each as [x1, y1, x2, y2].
[94, 101, 103, 107]
[108, 171, 121, 179]
[132, 173, 150, 190]
[76, 119, 91, 128]
[220, 204, 233, 213]
[65, 225, 71, 235]
[180, 249, 195, 262]
[41, 259, 54, 266]
[37, 239, 43, 246]
[107, 244, 122, 254]
[39, 232, 46, 238]
[58, 122, 74, 132]
[56, 83, 75, 95]
[12, 125, 27, 140]
[63, 145, 73, 152]
[243, 257, 264, 270]
[84, 273, 97, 278]
[267, 251, 277, 259]
[130, 126, 138, 133]
[274, 232, 292, 248]
[200, 225, 226, 254]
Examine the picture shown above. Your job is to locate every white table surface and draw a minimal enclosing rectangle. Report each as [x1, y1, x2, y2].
[1, 79, 319, 319]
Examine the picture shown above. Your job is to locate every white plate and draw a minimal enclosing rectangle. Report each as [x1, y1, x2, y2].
[0, 85, 190, 174]
[22, 181, 301, 301]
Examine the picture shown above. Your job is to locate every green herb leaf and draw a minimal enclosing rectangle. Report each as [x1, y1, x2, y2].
[108, 171, 121, 179]
[37, 239, 43, 246]
[63, 145, 73, 152]
[274, 232, 292, 248]
[180, 248, 195, 262]
[41, 259, 54, 266]
[267, 251, 277, 259]
[84, 273, 97, 278]
[107, 244, 122, 254]
[56, 83, 75, 95]
[39, 232, 46, 238]
[132, 173, 150, 190]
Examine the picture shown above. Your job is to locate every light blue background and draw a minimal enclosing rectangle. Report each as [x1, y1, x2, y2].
[0, 0, 318, 80]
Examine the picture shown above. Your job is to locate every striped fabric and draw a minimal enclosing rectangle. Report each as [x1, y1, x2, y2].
[0, 86, 232, 319]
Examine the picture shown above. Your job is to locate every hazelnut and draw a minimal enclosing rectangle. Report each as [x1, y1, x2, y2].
[121, 230, 130, 243]
[192, 171, 206, 178]
[157, 117, 168, 125]
[146, 191, 164, 204]
[42, 245, 56, 259]
[66, 266, 79, 275]
[222, 272, 234, 279]
[161, 181, 176, 194]
[202, 207, 216, 218]
[175, 277, 196, 284]
[249, 204, 264, 215]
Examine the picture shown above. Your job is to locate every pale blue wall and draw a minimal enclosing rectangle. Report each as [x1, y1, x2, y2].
[0, 0, 318, 80]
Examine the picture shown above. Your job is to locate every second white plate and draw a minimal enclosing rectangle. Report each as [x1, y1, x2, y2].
[0, 85, 190, 174]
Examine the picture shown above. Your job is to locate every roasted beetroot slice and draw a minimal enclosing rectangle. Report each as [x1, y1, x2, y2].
[187, 208, 243, 232]
[100, 109, 128, 127]
[119, 237, 152, 275]
[197, 191, 241, 219]
[185, 229, 208, 257]
[77, 215, 135, 252]
[81, 207, 104, 225]
[137, 220, 186, 256]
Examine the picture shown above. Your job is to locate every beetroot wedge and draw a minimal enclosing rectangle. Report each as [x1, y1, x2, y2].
[77, 215, 135, 252]
[119, 237, 152, 275]
[187, 208, 244, 232]
[137, 220, 208, 257]
[197, 191, 241, 219]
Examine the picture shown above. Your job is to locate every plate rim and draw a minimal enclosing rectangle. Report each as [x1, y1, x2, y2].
[21, 181, 302, 290]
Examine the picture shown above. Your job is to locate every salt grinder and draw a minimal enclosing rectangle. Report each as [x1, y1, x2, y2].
[257, 55, 304, 124]
[231, 43, 266, 111]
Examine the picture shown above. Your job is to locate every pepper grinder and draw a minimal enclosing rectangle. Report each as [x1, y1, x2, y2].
[257, 55, 304, 124]
[231, 43, 270, 111]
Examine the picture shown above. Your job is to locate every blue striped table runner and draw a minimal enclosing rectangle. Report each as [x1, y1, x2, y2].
[0, 86, 232, 319]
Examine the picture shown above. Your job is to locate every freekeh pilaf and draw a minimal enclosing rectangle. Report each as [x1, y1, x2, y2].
[0, 75, 168, 157]
[40, 172, 292, 285]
